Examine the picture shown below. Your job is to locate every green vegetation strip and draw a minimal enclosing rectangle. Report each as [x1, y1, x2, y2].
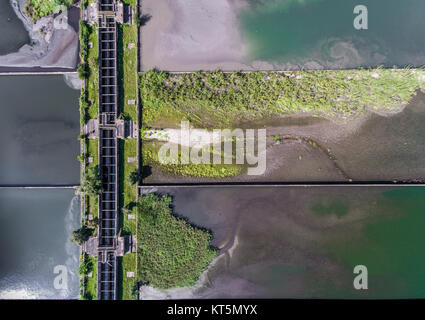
[117, 9, 139, 299]
[80, 254, 97, 300]
[118, 139, 138, 301]
[84, 139, 99, 219]
[79, 22, 98, 124]
[142, 142, 244, 178]
[119, 24, 138, 121]
[120, 139, 138, 235]
[119, 254, 137, 300]
[137, 194, 217, 289]
[140, 68, 425, 128]
[86, 25, 99, 120]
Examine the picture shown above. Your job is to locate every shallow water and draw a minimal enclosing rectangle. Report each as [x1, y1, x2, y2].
[240, 0, 425, 69]
[261, 91, 425, 182]
[0, 75, 80, 185]
[141, 0, 425, 71]
[142, 186, 425, 299]
[0, 1, 30, 56]
[0, 189, 80, 299]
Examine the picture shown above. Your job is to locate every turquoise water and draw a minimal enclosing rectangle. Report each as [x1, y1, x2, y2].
[240, 0, 425, 69]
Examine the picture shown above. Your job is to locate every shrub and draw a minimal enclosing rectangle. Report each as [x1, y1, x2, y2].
[25, 0, 74, 22]
[81, 166, 103, 197]
[78, 254, 93, 276]
[126, 169, 141, 185]
[130, 283, 139, 299]
[71, 225, 94, 245]
[77, 63, 89, 80]
[137, 194, 217, 289]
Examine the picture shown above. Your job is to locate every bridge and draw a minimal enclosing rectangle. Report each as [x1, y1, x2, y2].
[96, 0, 119, 301]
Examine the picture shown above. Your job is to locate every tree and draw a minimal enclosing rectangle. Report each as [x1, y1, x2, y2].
[126, 169, 141, 186]
[122, 204, 131, 215]
[86, 217, 98, 229]
[130, 282, 140, 299]
[81, 0, 89, 9]
[78, 254, 93, 276]
[71, 225, 94, 245]
[81, 166, 103, 197]
[77, 63, 89, 80]
[82, 292, 93, 300]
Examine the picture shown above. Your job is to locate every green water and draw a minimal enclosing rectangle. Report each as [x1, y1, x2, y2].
[240, 0, 425, 69]
[317, 187, 425, 298]
[312, 200, 348, 218]
[154, 186, 425, 298]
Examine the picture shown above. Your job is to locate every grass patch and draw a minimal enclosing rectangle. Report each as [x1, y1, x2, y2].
[86, 139, 98, 167]
[80, 255, 97, 300]
[119, 139, 138, 235]
[118, 254, 137, 300]
[79, 22, 98, 123]
[118, 24, 138, 121]
[87, 26, 99, 119]
[142, 142, 244, 178]
[140, 68, 425, 128]
[85, 139, 99, 218]
[117, 139, 138, 299]
[84, 257, 97, 300]
[137, 194, 217, 289]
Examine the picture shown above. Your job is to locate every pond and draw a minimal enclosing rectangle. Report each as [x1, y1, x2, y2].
[0, 189, 80, 299]
[141, 186, 425, 299]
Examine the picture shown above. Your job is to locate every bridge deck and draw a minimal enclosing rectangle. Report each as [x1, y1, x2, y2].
[96, 0, 119, 301]
[97, 251, 117, 300]
[98, 129, 118, 249]
[98, 13, 118, 125]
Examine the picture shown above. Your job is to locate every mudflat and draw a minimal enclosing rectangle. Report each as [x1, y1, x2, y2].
[140, 0, 262, 71]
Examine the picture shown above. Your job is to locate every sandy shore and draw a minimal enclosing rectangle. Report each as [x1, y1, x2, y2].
[0, 0, 79, 70]
[140, 0, 271, 72]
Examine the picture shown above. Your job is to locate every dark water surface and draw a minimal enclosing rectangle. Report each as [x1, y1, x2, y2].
[0, 1, 30, 56]
[0, 75, 80, 185]
[143, 186, 425, 299]
[0, 189, 80, 299]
